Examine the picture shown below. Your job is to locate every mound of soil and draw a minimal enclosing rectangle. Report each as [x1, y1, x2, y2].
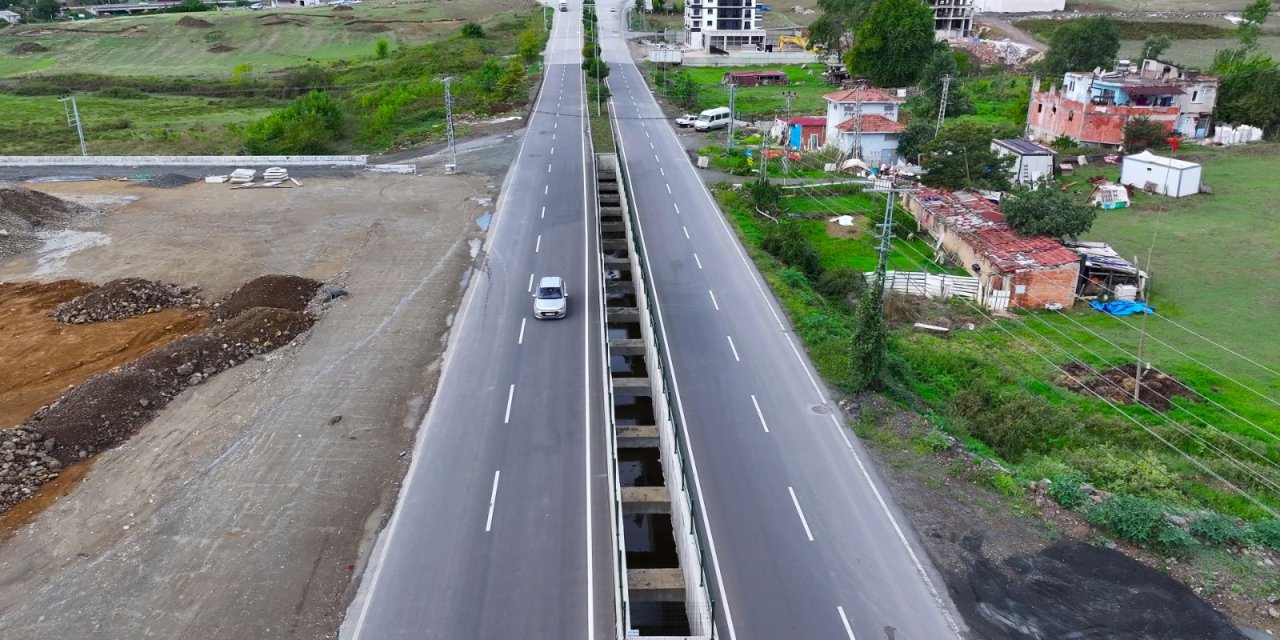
[213, 274, 321, 322]
[143, 173, 199, 188]
[0, 428, 63, 513]
[52, 277, 202, 324]
[953, 538, 1246, 639]
[1055, 361, 1192, 411]
[0, 184, 93, 261]
[352, 23, 390, 32]
[207, 44, 235, 53]
[29, 306, 315, 461]
[9, 42, 49, 54]
[332, 4, 353, 10]
[175, 16, 213, 28]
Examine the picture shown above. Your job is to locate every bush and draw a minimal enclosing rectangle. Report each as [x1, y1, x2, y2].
[461, 22, 485, 38]
[1047, 472, 1088, 509]
[98, 86, 150, 99]
[1067, 446, 1177, 501]
[779, 268, 809, 289]
[748, 178, 783, 214]
[1246, 517, 1280, 550]
[950, 381, 1073, 462]
[244, 90, 344, 155]
[375, 39, 390, 59]
[816, 266, 867, 303]
[761, 223, 824, 280]
[1189, 512, 1245, 545]
[1085, 494, 1169, 545]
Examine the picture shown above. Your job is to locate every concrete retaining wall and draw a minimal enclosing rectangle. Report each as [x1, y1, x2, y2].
[0, 155, 368, 167]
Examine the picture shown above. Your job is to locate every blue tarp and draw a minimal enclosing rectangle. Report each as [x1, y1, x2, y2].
[1091, 300, 1154, 315]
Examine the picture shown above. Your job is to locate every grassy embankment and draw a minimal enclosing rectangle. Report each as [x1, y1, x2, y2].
[0, 0, 549, 155]
[1014, 17, 1280, 68]
[711, 143, 1280, 557]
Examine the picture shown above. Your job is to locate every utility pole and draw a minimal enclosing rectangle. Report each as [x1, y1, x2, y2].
[782, 90, 797, 118]
[59, 96, 87, 157]
[727, 81, 737, 151]
[850, 81, 863, 162]
[935, 74, 952, 137]
[1133, 225, 1159, 402]
[593, 17, 602, 117]
[759, 130, 769, 180]
[874, 184, 896, 281]
[443, 77, 458, 173]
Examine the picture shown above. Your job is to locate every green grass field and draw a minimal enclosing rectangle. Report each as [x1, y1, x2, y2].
[673, 65, 838, 119]
[0, 0, 533, 77]
[1118, 36, 1280, 68]
[0, 93, 276, 154]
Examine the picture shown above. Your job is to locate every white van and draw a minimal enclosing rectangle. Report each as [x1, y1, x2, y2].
[693, 107, 732, 132]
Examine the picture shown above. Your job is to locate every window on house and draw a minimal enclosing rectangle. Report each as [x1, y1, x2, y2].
[1068, 111, 1074, 121]
[1192, 90, 1201, 103]
[1052, 106, 1057, 114]
[1037, 103, 1043, 113]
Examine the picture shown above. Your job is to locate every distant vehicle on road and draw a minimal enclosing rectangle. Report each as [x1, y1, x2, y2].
[693, 106, 731, 132]
[533, 276, 567, 319]
[559, 0, 568, 11]
[674, 114, 698, 128]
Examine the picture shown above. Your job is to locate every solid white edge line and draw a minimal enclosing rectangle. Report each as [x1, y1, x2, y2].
[788, 486, 815, 542]
[518, 317, 526, 345]
[535, 234, 542, 253]
[485, 470, 501, 532]
[504, 384, 515, 424]
[708, 290, 719, 311]
[579, 37, 597, 640]
[838, 606, 856, 640]
[694, 253, 702, 269]
[750, 394, 769, 433]
[612, 94, 739, 640]
[726, 335, 740, 362]
[347, 10, 563, 639]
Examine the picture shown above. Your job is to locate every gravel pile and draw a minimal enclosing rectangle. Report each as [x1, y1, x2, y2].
[30, 306, 315, 461]
[213, 274, 322, 321]
[52, 277, 203, 324]
[0, 183, 92, 261]
[143, 173, 199, 189]
[0, 428, 63, 512]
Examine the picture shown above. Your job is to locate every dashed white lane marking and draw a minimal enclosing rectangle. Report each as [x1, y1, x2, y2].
[504, 384, 515, 424]
[654, 154, 660, 163]
[518, 318, 527, 345]
[485, 470, 501, 532]
[551, 147, 555, 155]
[708, 290, 719, 311]
[673, 203, 680, 215]
[693, 253, 702, 269]
[535, 235, 542, 253]
[545, 185, 549, 195]
[789, 486, 814, 542]
[528, 273, 535, 292]
[838, 607, 856, 640]
[645, 131, 650, 138]
[666, 184, 672, 194]
[650, 142, 655, 150]
[750, 394, 769, 433]
[547, 163, 553, 173]
[541, 205, 546, 219]
[726, 335, 740, 362]
[682, 225, 689, 239]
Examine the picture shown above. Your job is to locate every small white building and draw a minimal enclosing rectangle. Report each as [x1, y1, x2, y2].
[972, 0, 1064, 12]
[823, 87, 906, 164]
[991, 138, 1055, 186]
[1120, 151, 1202, 197]
[0, 9, 22, 25]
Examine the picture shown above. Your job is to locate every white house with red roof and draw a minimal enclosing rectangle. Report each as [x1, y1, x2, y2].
[823, 87, 907, 164]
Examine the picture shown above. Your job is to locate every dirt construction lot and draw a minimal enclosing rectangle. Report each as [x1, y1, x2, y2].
[0, 170, 492, 638]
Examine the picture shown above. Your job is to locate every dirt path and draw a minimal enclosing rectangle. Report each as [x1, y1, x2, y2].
[975, 15, 1048, 50]
[0, 167, 504, 638]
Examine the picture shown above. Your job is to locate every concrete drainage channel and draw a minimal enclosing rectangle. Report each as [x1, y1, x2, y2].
[597, 154, 714, 639]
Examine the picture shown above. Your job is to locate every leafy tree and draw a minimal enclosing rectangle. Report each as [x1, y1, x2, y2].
[496, 57, 526, 103]
[816, 265, 867, 306]
[920, 121, 1015, 192]
[846, 0, 939, 87]
[375, 38, 390, 59]
[1211, 45, 1276, 127]
[1224, 67, 1280, 137]
[1141, 34, 1172, 60]
[1237, 0, 1271, 46]
[165, 0, 210, 13]
[917, 49, 973, 119]
[808, 0, 874, 61]
[761, 222, 824, 280]
[517, 26, 543, 64]
[245, 91, 344, 155]
[33, 0, 60, 20]
[1001, 181, 1098, 240]
[848, 280, 886, 390]
[667, 71, 699, 107]
[461, 22, 485, 39]
[1039, 16, 1121, 76]
[1123, 115, 1169, 152]
[749, 177, 783, 214]
[231, 63, 253, 84]
[895, 119, 933, 164]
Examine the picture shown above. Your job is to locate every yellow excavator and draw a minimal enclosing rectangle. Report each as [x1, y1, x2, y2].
[777, 34, 824, 54]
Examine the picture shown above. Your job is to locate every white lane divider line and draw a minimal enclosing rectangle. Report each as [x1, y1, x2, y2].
[555, 122, 558, 129]
[750, 394, 769, 433]
[551, 147, 555, 155]
[673, 203, 680, 215]
[708, 290, 720, 311]
[541, 205, 546, 219]
[660, 167, 665, 176]
[528, 273, 535, 292]
[788, 487, 814, 542]
[485, 470, 501, 532]
[837, 606, 856, 640]
[535, 235, 542, 253]
[666, 184, 672, 194]
[682, 225, 690, 239]
[645, 131, 650, 138]
[654, 154, 660, 163]
[504, 384, 515, 424]
[547, 163, 553, 173]
[545, 184, 549, 195]
[518, 318, 527, 345]
[553, 133, 556, 141]
[693, 253, 703, 269]
[726, 335, 740, 362]
[650, 141, 655, 150]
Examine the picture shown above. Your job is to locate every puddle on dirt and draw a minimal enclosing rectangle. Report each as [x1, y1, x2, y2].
[618, 448, 663, 486]
[33, 230, 110, 277]
[467, 237, 482, 259]
[474, 213, 492, 231]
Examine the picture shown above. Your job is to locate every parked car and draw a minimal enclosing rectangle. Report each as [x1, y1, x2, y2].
[532, 276, 567, 320]
[674, 114, 698, 128]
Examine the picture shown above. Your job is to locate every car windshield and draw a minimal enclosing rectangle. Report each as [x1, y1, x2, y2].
[536, 286, 563, 299]
[697, 114, 712, 121]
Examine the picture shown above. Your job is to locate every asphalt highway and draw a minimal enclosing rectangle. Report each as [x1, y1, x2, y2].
[341, 3, 614, 638]
[596, 3, 965, 639]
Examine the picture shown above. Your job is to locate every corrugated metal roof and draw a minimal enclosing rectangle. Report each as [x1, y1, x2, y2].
[785, 116, 827, 126]
[912, 189, 1081, 272]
